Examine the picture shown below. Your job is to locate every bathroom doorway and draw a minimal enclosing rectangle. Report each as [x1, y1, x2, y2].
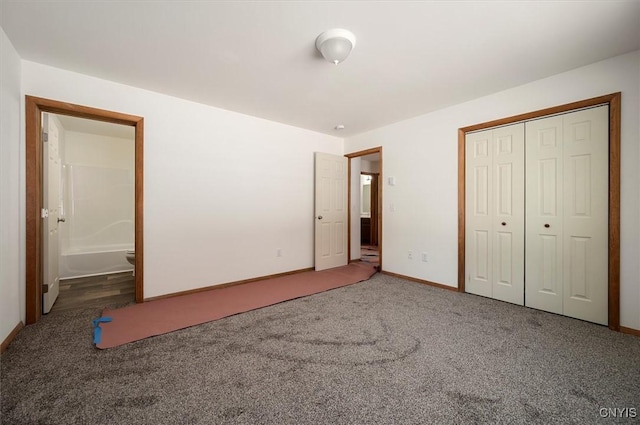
[360, 172, 380, 267]
[345, 148, 382, 269]
[25, 96, 144, 324]
[43, 113, 136, 313]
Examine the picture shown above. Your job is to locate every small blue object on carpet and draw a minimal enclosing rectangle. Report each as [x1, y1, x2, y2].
[92, 317, 112, 345]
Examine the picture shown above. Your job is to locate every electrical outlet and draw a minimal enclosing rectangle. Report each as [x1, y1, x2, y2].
[276, 249, 282, 257]
[422, 252, 428, 262]
[408, 250, 413, 260]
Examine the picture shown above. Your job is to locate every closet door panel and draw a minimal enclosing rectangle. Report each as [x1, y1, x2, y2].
[562, 105, 609, 325]
[492, 124, 524, 305]
[465, 130, 493, 298]
[525, 116, 564, 315]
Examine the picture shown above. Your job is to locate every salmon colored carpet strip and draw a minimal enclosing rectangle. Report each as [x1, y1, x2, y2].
[96, 262, 377, 349]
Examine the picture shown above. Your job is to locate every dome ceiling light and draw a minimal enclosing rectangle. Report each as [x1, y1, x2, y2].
[315, 29, 356, 65]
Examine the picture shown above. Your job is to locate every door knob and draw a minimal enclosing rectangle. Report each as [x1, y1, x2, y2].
[317, 216, 323, 220]
[544, 224, 550, 228]
[57, 218, 65, 223]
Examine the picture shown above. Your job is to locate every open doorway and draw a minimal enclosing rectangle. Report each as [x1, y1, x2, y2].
[360, 172, 380, 266]
[25, 96, 144, 324]
[346, 148, 382, 269]
[42, 113, 136, 313]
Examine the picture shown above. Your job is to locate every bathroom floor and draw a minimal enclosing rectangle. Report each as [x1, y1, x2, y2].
[361, 244, 380, 266]
[50, 272, 135, 313]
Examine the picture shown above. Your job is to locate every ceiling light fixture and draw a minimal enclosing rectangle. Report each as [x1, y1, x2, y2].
[335, 124, 345, 130]
[315, 29, 356, 65]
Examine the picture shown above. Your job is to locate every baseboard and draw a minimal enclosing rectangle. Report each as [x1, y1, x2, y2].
[60, 269, 133, 281]
[144, 267, 315, 302]
[1, 322, 24, 353]
[381, 271, 458, 292]
[620, 326, 640, 337]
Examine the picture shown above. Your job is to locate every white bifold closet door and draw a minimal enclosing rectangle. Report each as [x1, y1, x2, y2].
[465, 123, 525, 305]
[525, 105, 609, 325]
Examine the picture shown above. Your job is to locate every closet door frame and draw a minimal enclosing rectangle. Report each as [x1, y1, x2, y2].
[457, 92, 621, 331]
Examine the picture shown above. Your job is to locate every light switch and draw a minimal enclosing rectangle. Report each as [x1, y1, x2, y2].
[388, 176, 396, 186]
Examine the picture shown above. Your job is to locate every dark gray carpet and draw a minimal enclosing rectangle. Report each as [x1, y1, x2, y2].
[2, 273, 639, 424]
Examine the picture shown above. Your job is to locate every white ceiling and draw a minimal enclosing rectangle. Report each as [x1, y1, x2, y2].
[2, 1, 639, 137]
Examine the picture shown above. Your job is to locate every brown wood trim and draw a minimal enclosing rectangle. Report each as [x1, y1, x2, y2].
[345, 147, 383, 268]
[381, 270, 458, 292]
[25, 96, 42, 324]
[608, 92, 621, 331]
[144, 267, 315, 302]
[25, 96, 144, 324]
[379, 148, 383, 268]
[134, 119, 144, 303]
[457, 129, 466, 293]
[620, 326, 640, 338]
[458, 92, 621, 331]
[345, 147, 382, 158]
[25, 96, 143, 126]
[347, 158, 351, 261]
[459, 93, 616, 133]
[1, 322, 24, 353]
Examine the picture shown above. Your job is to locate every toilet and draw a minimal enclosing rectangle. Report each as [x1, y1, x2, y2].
[125, 250, 135, 276]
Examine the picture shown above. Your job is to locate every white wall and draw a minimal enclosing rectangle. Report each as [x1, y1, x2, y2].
[64, 130, 134, 169]
[0, 27, 22, 342]
[345, 50, 640, 330]
[20, 61, 343, 300]
[361, 160, 380, 174]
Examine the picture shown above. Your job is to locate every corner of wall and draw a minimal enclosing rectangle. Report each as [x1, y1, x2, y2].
[0, 25, 25, 342]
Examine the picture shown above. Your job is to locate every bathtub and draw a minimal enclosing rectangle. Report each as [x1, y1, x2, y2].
[59, 245, 134, 280]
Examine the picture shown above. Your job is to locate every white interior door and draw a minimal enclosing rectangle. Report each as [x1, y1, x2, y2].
[561, 105, 609, 325]
[491, 124, 525, 305]
[525, 115, 564, 315]
[465, 129, 494, 298]
[315, 152, 348, 271]
[525, 105, 609, 324]
[43, 113, 61, 314]
[465, 124, 524, 304]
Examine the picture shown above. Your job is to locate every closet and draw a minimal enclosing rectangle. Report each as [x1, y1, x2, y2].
[465, 105, 609, 325]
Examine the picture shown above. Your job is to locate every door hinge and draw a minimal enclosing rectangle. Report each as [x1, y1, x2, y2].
[43, 132, 48, 143]
[42, 283, 49, 294]
[41, 208, 49, 218]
